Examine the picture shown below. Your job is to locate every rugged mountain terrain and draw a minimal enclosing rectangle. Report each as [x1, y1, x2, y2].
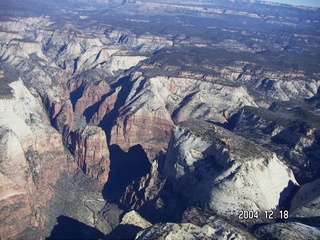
[0, 0, 319, 239]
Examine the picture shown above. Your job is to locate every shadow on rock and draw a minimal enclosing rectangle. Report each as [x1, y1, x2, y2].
[105, 224, 143, 240]
[278, 180, 299, 210]
[46, 215, 105, 240]
[102, 144, 151, 201]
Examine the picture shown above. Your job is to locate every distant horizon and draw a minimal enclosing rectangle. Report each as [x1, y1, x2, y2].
[258, 0, 320, 8]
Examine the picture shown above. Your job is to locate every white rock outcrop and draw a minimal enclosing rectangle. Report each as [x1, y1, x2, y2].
[109, 55, 147, 74]
[256, 222, 320, 240]
[136, 223, 218, 240]
[162, 120, 298, 218]
[121, 210, 152, 229]
[136, 220, 256, 240]
[0, 80, 63, 152]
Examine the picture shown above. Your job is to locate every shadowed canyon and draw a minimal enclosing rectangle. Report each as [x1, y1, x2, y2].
[0, 0, 320, 239]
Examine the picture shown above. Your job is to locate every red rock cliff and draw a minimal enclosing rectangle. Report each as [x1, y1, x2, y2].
[72, 126, 110, 189]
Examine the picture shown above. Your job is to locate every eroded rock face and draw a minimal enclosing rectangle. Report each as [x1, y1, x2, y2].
[181, 207, 257, 240]
[105, 210, 152, 239]
[290, 178, 320, 218]
[1, 1, 320, 239]
[120, 159, 175, 223]
[0, 80, 77, 238]
[219, 63, 319, 107]
[109, 55, 148, 74]
[136, 221, 256, 240]
[71, 126, 110, 188]
[110, 74, 257, 156]
[162, 120, 298, 218]
[231, 104, 320, 183]
[121, 210, 152, 229]
[135, 222, 215, 240]
[0, 16, 151, 136]
[256, 222, 320, 240]
[69, 80, 111, 120]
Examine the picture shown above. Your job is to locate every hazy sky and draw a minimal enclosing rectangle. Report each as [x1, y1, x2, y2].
[259, 0, 320, 8]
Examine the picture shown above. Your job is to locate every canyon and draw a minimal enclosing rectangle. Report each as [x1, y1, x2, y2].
[0, 0, 319, 239]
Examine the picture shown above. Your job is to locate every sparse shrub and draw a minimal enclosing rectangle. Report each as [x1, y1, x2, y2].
[0, 69, 16, 98]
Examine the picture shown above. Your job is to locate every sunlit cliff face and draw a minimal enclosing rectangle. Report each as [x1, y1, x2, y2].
[0, 0, 319, 239]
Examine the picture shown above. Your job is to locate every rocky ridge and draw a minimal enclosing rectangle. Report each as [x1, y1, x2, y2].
[109, 72, 258, 156]
[162, 120, 298, 218]
[0, 79, 76, 238]
[231, 103, 320, 183]
[0, 0, 319, 239]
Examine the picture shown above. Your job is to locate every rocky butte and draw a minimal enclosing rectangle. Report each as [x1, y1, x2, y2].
[0, 0, 319, 239]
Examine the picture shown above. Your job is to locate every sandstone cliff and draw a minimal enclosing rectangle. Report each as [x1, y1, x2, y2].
[231, 103, 320, 183]
[162, 120, 298, 219]
[0, 1, 319, 238]
[119, 119, 300, 232]
[0, 79, 77, 238]
[109, 73, 257, 156]
[71, 126, 110, 188]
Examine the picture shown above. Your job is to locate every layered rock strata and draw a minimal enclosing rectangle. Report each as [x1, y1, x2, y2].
[162, 120, 298, 218]
[110, 73, 257, 156]
[0, 80, 76, 238]
[71, 126, 110, 188]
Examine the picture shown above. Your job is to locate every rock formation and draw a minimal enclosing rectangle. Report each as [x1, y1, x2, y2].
[290, 178, 320, 218]
[71, 126, 110, 188]
[0, 0, 319, 238]
[231, 103, 320, 183]
[0, 79, 77, 238]
[162, 120, 298, 218]
[256, 222, 320, 240]
[136, 220, 256, 240]
[109, 73, 257, 156]
[120, 210, 152, 229]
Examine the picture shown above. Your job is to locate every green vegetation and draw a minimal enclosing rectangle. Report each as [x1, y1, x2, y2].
[244, 102, 320, 134]
[148, 46, 320, 77]
[0, 70, 15, 98]
[178, 119, 268, 159]
[178, 119, 221, 143]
